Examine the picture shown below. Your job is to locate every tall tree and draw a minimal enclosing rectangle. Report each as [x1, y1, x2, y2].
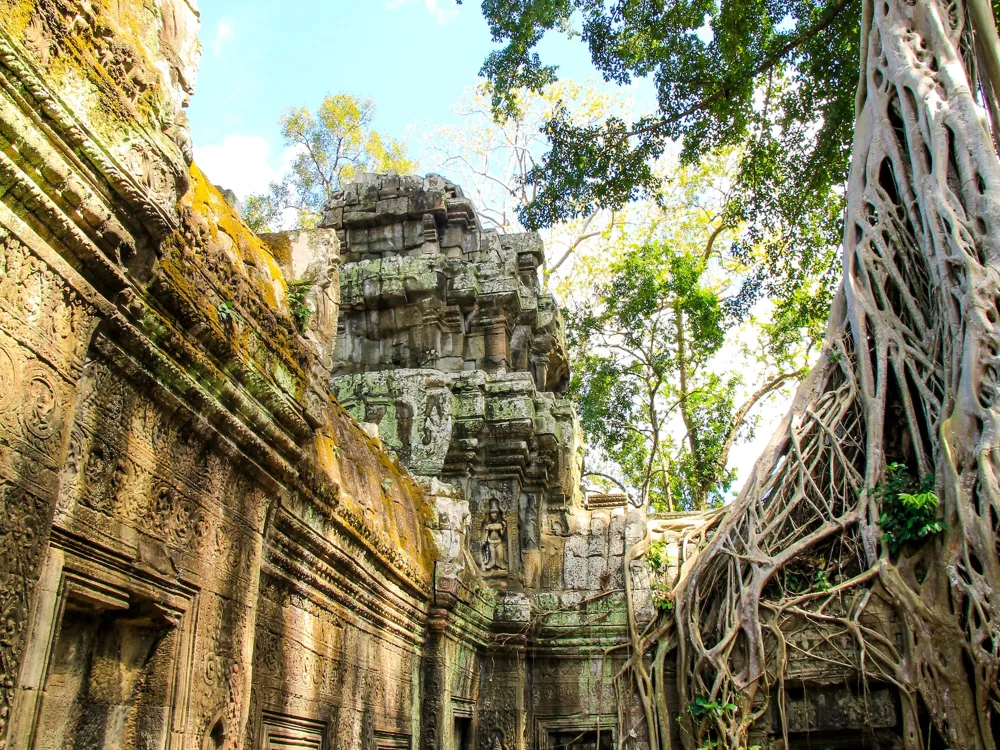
[245, 94, 415, 232]
[418, 81, 625, 285]
[571, 243, 810, 511]
[478, 0, 1000, 748]
[567, 152, 824, 510]
[476, 0, 859, 307]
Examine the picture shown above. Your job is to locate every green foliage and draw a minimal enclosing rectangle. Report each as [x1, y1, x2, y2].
[558, 148, 819, 511]
[814, 568, 832, 592]
[645, 540, 671, 573]
[874, 463, 945, 555]
[476, 0, 853, 309]
[286, 278, 314, 331]
[242, 189, 287, 234]
[687, 695, 737, 719]
[245, 94, 416, 232]
[781, 555, 831, 594]
[216, 300, 238, 325]
[684, 695, 739, 750]
[380, 478, 393, 492]
[646, 540, 678, 611]
[651, 579, 676, 612]
[569, 241, 738, 509]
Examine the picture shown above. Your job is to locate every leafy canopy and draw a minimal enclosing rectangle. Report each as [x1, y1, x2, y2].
[569, 242, 738, 510]
[475, 0, 860, 305]
[245, 94, 416, 232]
[563, 145, 821, 510]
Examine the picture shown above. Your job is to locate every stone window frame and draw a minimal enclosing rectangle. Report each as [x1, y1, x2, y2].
[373, 729, 412, 750]
[10, 537, 199, 749]
[535, 716, 617, 749]
[258, 711, 326, 749]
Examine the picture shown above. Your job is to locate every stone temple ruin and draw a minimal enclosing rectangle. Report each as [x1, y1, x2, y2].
[0, 1, 906, 748]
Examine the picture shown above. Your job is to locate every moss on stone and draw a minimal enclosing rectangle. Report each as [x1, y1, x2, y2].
[260, 232, 294, 266]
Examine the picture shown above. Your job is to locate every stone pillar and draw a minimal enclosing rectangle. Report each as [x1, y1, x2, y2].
[421, 603, 452, 750]
[483, 317, 510, 368]
[479, 593, 530, 750]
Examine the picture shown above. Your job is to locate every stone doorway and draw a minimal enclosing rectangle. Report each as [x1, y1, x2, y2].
[452, 717, 472, 750]
[33, 601, 178, 750]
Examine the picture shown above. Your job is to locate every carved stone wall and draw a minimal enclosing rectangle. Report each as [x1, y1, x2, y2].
[325, 173, 651, 750]
[0, 4, 455, 749]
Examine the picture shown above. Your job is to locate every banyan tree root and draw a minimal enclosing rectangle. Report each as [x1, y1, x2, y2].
[627, 0, 1000, 747]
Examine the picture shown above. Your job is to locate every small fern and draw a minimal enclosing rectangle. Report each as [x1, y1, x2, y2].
[217, 300, 239, 324]
[874, 463, 945, 555]
[287, 278, 314, 331]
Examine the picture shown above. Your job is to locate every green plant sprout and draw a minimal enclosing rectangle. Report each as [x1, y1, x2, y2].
[873, 463, 945, 555]
[216, 300, 238, 324]
[287, 278, 314, 331]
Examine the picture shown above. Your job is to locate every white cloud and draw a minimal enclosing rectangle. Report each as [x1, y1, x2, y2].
[194, 135, 302, 229]
[211, 17, 235, 57]
[194, 135, 288, 200]
[386, 0, 458, 25]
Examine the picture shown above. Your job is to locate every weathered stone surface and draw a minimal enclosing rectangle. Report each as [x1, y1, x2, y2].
[0, 7, 452, 749]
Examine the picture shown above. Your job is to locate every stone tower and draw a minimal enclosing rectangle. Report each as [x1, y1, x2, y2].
[325, 173, 650, 749]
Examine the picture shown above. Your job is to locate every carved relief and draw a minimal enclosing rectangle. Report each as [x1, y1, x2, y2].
[200, 617, 248, 743]
[481, 500, 508, 574]
[779, 687, 898, 733]
[120, 138, 177, 207]
[16, 0, 199, 152]
[479, 683, 518, 750]
[0, 484, 49, 743]
[56, 353, 268, 566]
[0, 232, 95, 378]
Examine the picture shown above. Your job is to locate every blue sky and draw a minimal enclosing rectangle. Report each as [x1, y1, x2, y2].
[187, 2, 789, 494]
[189, 0, 637, 197]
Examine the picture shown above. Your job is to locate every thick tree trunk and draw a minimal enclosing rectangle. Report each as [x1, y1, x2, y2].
[656, 0, 1000, 747]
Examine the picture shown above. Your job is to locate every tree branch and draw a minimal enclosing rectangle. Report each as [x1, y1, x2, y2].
[628, 0, 855, 139]
[583, 471, 633, 498]
[716, 367, 807, 473]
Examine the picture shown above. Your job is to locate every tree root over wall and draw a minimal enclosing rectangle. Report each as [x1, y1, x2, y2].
[621, 1, 1000, 747]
